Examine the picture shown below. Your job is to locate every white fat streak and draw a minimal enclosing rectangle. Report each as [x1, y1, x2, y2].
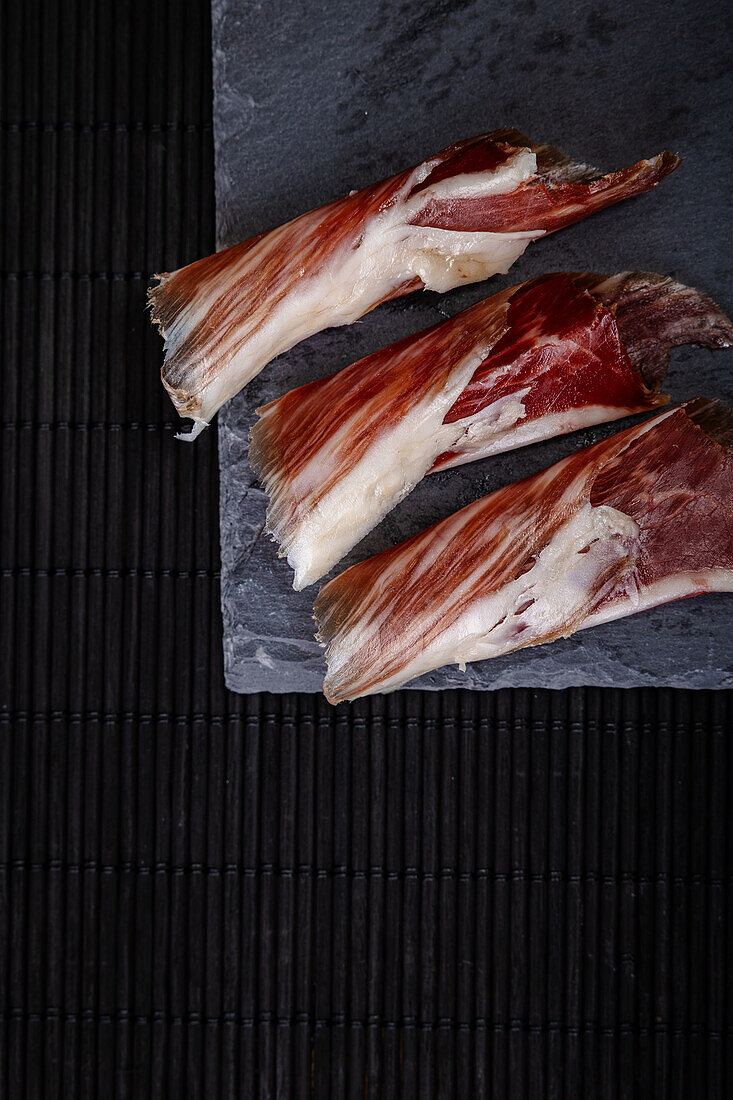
[158, 228, 280, 353]
[177, 151, 544, 425]
[435, 390, 531, 467]
[282, 388, 649, 585]
[285, 347, 491, 589]
[325, 458, 592, 664]
[325, 502, 639, 698]
[580, 568, 733, 630]
[406, 150, 538, 203]
[435, 402, 655, 471]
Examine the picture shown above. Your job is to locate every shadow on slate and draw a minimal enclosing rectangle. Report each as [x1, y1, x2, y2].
[214, 0, 733, 694]
[0, 1, 732, 1097]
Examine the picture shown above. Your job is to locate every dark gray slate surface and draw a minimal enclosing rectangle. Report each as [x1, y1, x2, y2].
[213, 0, 733, 693]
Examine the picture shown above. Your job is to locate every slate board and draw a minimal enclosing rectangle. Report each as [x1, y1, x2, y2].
[213, 0, 733, 694]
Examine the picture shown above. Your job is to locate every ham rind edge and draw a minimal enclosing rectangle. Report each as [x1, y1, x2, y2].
[249, 273, 733, 589]
[148, 128, 679, 437]
[314, 399, 733, 704]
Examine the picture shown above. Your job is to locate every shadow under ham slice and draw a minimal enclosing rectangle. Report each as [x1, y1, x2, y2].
[250, 272, 732, 588]
[314, 400, 733, 703]
[148, 128, 679, 436]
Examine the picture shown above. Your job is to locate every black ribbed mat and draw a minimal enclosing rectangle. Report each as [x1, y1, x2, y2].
[1, 2, 732, 1096]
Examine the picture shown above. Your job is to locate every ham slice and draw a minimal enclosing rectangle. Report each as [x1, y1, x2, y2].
[314, 399, 733, 703]
[250, 272, 732, 588]
[148, 128, 679, 437]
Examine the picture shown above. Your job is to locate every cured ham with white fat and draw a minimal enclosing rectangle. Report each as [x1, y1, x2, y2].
[148, 129, 679, 436]
[250, 272, 732, 588]
[314, 399, 733, 703]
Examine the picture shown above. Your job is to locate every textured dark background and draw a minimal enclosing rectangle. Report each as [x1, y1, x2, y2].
[1, 1, 732, 1097]
[214, 0, 733, 694]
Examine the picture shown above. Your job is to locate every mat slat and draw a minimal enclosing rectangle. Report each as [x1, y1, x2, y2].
[1, 1, 731, 1096]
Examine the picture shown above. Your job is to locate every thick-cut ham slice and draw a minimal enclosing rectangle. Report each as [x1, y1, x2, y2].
[314, 399, 733, 703]
[148, 128, 679, 437]
[250, 273, 732, 588]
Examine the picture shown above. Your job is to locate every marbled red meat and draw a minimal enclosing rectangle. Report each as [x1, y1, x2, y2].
[249, 272, 732, 588]
[148, 128, 679, 436]
[314, 400, 733, 703]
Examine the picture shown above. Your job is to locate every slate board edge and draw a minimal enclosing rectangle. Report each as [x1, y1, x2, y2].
[211, 0, 733, 694]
